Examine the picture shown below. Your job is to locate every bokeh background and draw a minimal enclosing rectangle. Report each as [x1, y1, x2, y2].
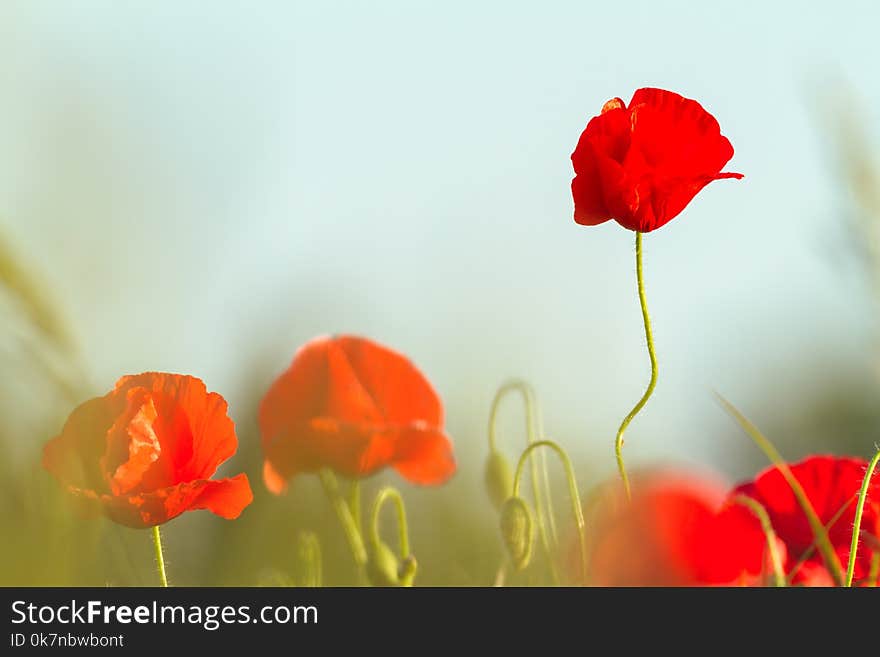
[1, 0, 879, 586]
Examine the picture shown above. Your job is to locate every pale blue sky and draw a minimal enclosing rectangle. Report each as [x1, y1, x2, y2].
[1, 1, 878, 480]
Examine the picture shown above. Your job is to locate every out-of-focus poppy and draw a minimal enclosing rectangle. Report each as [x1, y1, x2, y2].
[730, 455, 880, 585]
[581, 470, 787, 586]
[571, 87, 742, 232]
[582, 470, 770, 586]
[259, 335, 455, 493]
[43, 372, 253, 528]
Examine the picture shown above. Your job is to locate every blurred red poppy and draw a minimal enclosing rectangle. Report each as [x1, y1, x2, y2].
[571, 87, 742, 232]
[582, 470, 791, 586]
[259, 335, 455, 493]
[43, 372, 253, 529]
[730, 455, 880, 585]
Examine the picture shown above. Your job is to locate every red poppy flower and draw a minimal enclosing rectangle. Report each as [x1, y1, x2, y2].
[571, 87, 742, 232]
[730, 455, 880, 585]
[42, 372, 253, 529]
[259, 335, 456, 493]
[581, 470, 785, 586]
[582, 471, 771, 586]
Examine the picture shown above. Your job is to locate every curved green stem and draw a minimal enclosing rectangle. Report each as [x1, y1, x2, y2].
[513, 439, 587, 583]
[488, 380, 558, 581]
[615, 232, 658, 501]
[533, 403, 558, 544]
[733, 495, 785, 587]
[845, 449, 880, 587]
[716, 394, 845, 584]
[151, 526, 168, 587]
[319, 469, 368, 570]
[369, 486, 410, 558]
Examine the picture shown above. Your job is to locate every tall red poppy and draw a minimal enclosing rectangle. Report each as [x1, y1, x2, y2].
[42, 372, 253, 529]
[571, 87, 742, 232]
[259, 335, 456, 493]
[729, 455, 880, 585]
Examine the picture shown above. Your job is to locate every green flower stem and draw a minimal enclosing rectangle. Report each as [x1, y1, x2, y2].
[733, 495, 786, 587]
[513, 439, 587, 583]
[845, 449, 880, 587]
[369, 487, 410, 558]
[297, 531, 323, 588]
[349, 480, 363, 535]
[716, 394, 845, 585]
[488, 380, 558, 581]
[151, 526, 168, 587]
[319, 469, 368, 570]
[615, 231, 658, 501]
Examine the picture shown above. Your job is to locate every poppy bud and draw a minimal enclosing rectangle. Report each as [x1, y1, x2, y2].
[500, 496, 534, 571]
[367, 540, 401, 587]
[484, 450, 514, 511]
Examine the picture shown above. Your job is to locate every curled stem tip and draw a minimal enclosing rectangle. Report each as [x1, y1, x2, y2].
[513, 439, 588, 583]
[488, 379, 558, 578]
[369, 486, 411, 559]
[733, 495, 786, 587]
[615, 231, 658, 501]
[368, 487, 415, 587]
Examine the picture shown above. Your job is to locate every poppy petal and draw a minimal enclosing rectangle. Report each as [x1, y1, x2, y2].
[392, 425, 456, 485]
[43, 396, 119, 492]
[259, 336, 332, 449]
[116, 373, 238, 482]
[259, 335, 454, 488]
[334, 336, 443, 426]
[102, 390, 161, 495]
[100, 475, 253, 528]
[571, 87, 741, 232]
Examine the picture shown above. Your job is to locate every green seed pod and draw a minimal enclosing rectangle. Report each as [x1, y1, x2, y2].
[366, 540, 401, 587]
[500, 496, 534, 571]
[484, 450, 514, 511]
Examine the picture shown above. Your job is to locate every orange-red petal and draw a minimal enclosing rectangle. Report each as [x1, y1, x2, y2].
[259, 335, 454, 489]
[69, 474, 254, 528]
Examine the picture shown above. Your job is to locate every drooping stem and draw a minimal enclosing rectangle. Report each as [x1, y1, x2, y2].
[488, 380, 558, 581]
[369, 487, 410, 558]
[513, 439, 587, 583]
[151, 526, 168, 587]
[845, 449, 880, 587]
[615, 231, 658, 501]
[319, 469, 368, 570]
[733, 495, 785, 587]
